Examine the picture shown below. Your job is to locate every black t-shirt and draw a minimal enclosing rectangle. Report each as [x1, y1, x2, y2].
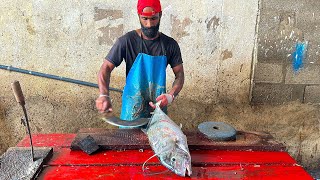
[105, 30, 183, 76]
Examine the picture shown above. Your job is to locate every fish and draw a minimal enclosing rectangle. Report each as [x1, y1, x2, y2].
[142, 101, 192, 177]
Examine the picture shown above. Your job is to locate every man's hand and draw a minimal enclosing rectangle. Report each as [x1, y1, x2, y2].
[149, 64, 184, 109]
[149, 94, 174, 109]
[96, 95, 113, 113]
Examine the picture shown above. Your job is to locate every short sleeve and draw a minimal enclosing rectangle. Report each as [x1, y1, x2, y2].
[168, 40, 183, 68]
[105, 38, 125, 67]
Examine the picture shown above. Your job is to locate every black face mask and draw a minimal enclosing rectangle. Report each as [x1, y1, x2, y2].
[141, 22, 160, 39]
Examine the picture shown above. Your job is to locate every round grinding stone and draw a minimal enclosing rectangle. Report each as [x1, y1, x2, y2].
[198, 121, 237, 141]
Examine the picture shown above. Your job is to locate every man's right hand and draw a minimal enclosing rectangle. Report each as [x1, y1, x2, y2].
[96, 96, 113, 113]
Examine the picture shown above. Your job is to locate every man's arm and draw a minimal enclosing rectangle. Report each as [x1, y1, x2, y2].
[168, 64, 184, 97]
[150, 64, 184, 108]
[96, 60, 116, 112]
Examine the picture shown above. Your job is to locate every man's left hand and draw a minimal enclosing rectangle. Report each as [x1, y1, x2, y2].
[149, 94, 174, 109]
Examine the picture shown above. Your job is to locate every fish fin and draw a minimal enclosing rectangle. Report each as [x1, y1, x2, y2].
[143, 144, 173, 173]
[142, 154, 170, 175]
[142, 153, 158, 173]
[187, 165, 192, 176]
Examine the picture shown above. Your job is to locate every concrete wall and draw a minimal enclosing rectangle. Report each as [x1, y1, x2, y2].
[252, 0, 320, 104]
[0, 0, 258, 152]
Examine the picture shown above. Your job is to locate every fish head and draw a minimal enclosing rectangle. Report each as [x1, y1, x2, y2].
[159, 143, 192, 177]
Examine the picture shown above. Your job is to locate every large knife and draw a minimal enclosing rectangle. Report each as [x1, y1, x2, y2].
[100, 112, 149, 128]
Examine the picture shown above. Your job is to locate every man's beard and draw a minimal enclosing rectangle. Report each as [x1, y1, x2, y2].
[141, 22, 160, 39]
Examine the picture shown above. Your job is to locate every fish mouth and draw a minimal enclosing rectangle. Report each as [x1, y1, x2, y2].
[160, 155, 189, 177]
[164, 164, 186, 177]
[174, 169, 187, 177]
[186, 163, 192, 176]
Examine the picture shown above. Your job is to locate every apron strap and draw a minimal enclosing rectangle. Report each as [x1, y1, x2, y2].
[159, 33, 166, 56]
[140, 32, 144, 54]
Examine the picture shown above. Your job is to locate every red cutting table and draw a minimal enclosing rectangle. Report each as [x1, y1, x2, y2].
[16, 130, 313, 180]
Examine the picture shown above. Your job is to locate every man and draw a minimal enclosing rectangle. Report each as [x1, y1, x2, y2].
[96, 0, 184, 122]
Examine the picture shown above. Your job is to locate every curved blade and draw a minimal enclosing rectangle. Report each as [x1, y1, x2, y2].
[100, 112, 149, 128]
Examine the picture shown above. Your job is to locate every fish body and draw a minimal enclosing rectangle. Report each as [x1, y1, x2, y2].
[144, 103, 192, 176]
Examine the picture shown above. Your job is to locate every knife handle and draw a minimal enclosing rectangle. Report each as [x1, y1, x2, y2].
[11, 81, 25, 106]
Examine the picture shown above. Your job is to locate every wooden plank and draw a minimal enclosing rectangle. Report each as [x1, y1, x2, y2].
[47, 148, 296, 166]
[70, 129, 285, 151]
[17, 134, 76, 148]
[37, 165, 313, 180]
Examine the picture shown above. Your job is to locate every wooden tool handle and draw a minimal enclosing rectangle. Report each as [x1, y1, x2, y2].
[11, 80, 25, 105]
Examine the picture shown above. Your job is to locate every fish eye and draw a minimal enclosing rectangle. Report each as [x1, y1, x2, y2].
[171, 157, 176, 162]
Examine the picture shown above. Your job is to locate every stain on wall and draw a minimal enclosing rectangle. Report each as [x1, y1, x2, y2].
[94, 8, 123, 21]
[257, 11, 304, 64]
[170, 15, 192, 42]
[221, 49, 233, 60]
[94, 8, 124, 45]
[26, 18, 36, 35]
[206, 16, 220, 32]
[97, 25, 124, 45]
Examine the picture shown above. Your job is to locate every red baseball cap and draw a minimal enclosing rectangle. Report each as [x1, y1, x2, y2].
[137, 0, 162, 16]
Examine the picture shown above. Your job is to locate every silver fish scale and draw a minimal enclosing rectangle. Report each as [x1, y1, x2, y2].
[145, 104, 192, 176]
[148, 125, 176, 153]
[147, 120, 187, 152]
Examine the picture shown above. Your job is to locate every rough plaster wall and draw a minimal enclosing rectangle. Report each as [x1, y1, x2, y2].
[161, 0, 257, 104]
[0, 0, 258, 151]
[0, 0, 129, 154]
[217, 0, 258, 103]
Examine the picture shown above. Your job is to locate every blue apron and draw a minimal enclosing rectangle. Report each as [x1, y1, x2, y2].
[120, 34, 167, 121]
